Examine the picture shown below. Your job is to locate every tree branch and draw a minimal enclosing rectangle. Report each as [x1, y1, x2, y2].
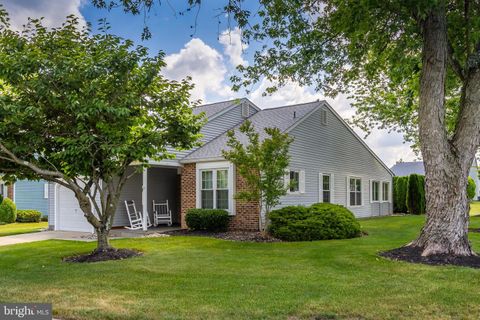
[447, 40, 465, 81]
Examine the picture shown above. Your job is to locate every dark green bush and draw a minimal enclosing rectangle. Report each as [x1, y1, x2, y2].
[16, 209, 42, 223]
[467, 177, 476, 200]
[41, 215, 48, 222]
[0, 197, 16, 223]
[393, 176, 408, 213]
[268, 203, 361, 241]
[185, 209, 230, 231]
[406, 174, 425, 215]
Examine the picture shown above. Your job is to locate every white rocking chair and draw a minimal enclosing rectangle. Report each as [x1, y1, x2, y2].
[152, 200, 173, 227]
[124, 200, 151, 230]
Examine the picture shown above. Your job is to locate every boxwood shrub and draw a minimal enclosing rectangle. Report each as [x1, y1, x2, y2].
[185, 208, 230, 231]
[0, 197, 16, 223]
[467, 177, 476, 200]
[268, 203, 361, 241]
[16, 209, 42, 223]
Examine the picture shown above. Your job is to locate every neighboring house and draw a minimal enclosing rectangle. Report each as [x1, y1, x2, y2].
[12, 180, 50, 217]
[47, 98, 394, 232]
[390, 160, 480, 200]
[0, 179, 13, 200]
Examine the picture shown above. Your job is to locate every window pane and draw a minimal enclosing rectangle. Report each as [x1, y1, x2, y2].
[350, 192, 356, 206]
[350, 179, 355, 192]
[201, 171, 213, 189]
[356, 192, 362, 206]
[201, 190, 213, 208]
[290, 171, 299, 192]
[217, 170, 228, 189]
[323, 175, 330, 191]
[372, 181, 379, 201]
[356, 179, 361, 191]
[383, 182, 389, 201]
[216, 190, 229, 209]
[323, 191, 330, 203]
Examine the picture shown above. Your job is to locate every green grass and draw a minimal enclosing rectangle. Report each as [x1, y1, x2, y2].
[0, 222, 48, 237]
[471, 201, 480, 216]
[1, 216, 480, 320]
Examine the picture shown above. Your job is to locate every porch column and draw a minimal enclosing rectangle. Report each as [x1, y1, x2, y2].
[142, 167, 148, 231]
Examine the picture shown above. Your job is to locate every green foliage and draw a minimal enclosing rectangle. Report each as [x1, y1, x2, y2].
[0, 9, 204, 249]
[222, 120, 293, 227]
[16, 209, 42, 223]
[467, 177, 476, 200]
[0, 194, 3, 205]
[393, 176, 408, 213]
[406, 174, 425, 215]
[185, 209, 230, 231]
[268, 203, 361, 241]
[0, 197, 16, 223]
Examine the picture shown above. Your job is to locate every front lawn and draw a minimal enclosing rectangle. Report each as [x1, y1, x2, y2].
[471, 201, 480, 216]
[0, 222, 48, 237]
[1, 216, 480, 319]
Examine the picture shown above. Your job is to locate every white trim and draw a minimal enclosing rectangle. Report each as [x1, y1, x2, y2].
[54, 183, 59, 231]
[381, 181, 391, 203]
[347, 176, 363, 207]
[142, 168, 148, 231]
[196, 161, 235, 215]
[43, 182, 49, 199]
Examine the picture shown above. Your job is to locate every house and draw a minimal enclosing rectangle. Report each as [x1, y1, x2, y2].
[10, 180, 50, 217]
[390, 160, 480, 199]
[47, 99, 393, 232]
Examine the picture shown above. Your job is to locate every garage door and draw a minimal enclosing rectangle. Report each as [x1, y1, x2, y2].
[56, 186, 93, 232]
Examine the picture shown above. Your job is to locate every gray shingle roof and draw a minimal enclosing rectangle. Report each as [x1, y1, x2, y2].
[192, 99, 239, 118]
[182, 101, 322, 162]
[390, 162, 425, 176]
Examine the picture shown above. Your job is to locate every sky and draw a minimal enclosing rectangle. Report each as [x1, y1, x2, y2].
[0, 0, 418, 167]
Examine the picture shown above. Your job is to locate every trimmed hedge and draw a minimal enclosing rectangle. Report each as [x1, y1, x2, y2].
[467, 177, 476, 200]
[0, 197, 16, 223]
[268, 203, 361, 241]
[393, 176, 408, 213]
[185, 209, 230, 231]
[16, 209, 42, 223]
[406, 174, 425, 215]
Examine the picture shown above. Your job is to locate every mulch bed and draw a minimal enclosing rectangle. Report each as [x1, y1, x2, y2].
[164, 229, 282, 242]
[63, 248, 143, 263]
[380, 246, 480, 268]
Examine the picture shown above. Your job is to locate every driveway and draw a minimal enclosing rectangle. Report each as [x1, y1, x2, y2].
[0, 231, 96, 247]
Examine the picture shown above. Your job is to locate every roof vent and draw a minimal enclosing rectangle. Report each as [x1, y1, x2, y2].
[241, 102, 249, 118]
[320, 108, 327, 125]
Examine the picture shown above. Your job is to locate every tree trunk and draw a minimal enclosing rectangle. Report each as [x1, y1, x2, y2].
[95, 227, 111, 252]
[411, 4, 476, 256]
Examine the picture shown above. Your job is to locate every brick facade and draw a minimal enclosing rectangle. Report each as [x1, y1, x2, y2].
[7, 184, 13, 199]
[180, 163, 260, 231]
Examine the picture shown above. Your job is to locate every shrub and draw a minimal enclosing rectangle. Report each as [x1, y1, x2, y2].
[406, 174, 425, 215]
[393, 176, 408, 213]
[0, 197, 16, 223]
[268, 203, 361, 241]
[185, 209, 230, 231]
[16, 209, 42, 223]
[41, 215, 48, 222]
[467, 177, 476, 200]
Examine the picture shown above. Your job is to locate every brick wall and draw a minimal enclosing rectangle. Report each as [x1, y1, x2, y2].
[180, 163, 196, 229]
[7, 184, 13, 199]
[180, 163, 260, 231]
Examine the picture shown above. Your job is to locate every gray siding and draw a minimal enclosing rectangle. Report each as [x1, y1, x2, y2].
[48, 182, 55, 229]
[277, 107, 393, 218]
[14, 180, 49, 216]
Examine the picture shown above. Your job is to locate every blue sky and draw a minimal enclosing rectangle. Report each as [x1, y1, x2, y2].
[0, 0, 417, 166]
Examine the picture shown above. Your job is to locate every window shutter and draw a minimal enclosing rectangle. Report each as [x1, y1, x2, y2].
[299, 170, 306, 194]
[330, 173, 335, 203]
[318, 172, 323, 202]
[284, 170, 290, 190]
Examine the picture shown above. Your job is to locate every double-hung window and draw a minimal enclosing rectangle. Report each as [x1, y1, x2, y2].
[349, 177, 362, 206]
[382, 182, 389, 202]
[322, 174, 331, 203]
[289, 171, 300, 193]
[200, 169, 230, 210]
[371, 181, 380, 202]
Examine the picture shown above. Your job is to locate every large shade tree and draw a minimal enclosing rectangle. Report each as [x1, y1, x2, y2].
[0, 8, 203, 253]
[98, 0, 480, 257]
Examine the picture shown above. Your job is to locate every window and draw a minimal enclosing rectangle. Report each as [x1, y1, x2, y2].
[322, 174, 331, 203]
[200, 169, 230, 210]
[382, 182, 389, 202]
[349, 177, 362, 206]
[289, 171, 300, 192]
[371, 181, 380, 202]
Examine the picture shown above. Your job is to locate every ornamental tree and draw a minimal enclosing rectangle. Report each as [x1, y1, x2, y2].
[222, 120, 293, 231]
[0, 9, 203, 253]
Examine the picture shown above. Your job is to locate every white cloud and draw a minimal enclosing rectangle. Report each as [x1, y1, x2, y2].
[1, 0, 86, 31]
[219, 27, 248, 67]
[163, 38, 238, 103]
